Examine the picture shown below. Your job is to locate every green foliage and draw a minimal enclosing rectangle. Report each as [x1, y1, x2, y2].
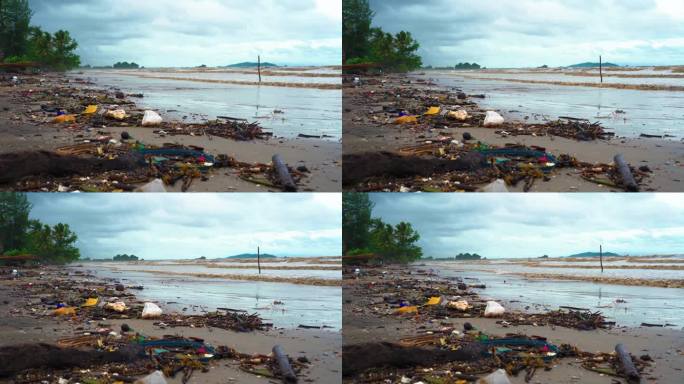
[23, 27, 80, 71]
[343, 0, 373, 60]
[454, 62, 481, 70]
[113, 254, 139, 261]
[24, 220, 80, 263]
[0, 0, 32, 60]
[454, 253, 481, 260]
[0, 192, 32, 253]
[113, 61, 140, 69]
[343, 193, 374, 254]
[369, 219, 422, 263]
[343, 1, 422, 72]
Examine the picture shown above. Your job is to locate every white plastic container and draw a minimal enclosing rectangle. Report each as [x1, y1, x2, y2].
[483, 111, 504, 127]
[141, 302, 163, 318]
[484, 301, 505, 317]
[142, 110, 163, 126]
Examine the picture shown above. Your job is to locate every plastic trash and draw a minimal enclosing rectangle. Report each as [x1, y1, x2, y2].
[52, 114, 76, 124]
[425, 106, 440, 115]
[481, 179, 509, 193]
[426, 297, 442, 306]
[106, 109, 127, 120]
[448, 109, 469, 121]
[105, 301, 128, 312]
[484, 301, 505, 317]
[82, 297, 98, 307]
[394, 115, 418, 124]
[394, 306, 418, 315]
[483, 111, 504, 127]
[478, 369, 512, 384]
[136, 179, 167, 193]
[82, 105, 98, 115]
[142, 110, 163, 126]
[448, 300, 469, 311]
[142, 302, 163, 318]
[134, 371, 168, 384]
[53, 307, 77, 316]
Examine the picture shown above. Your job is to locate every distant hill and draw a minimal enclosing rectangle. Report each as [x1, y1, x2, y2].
[225, 253, 278, 259]
[567, 62, 619, 68]
[568, 251, 621, 257]
[225, 62, 278, 68]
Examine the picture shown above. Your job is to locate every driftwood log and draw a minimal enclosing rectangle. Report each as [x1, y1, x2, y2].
[272, 345, 297, 383]
[614, 154, 639, 192]
[615, 343, 641, 383]
[272, 154, 297, 192]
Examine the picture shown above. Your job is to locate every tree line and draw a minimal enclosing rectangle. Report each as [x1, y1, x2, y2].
[343, 193, 422, 264]
[0, 193, 80, 264]
[0, 0, 80, 70]
[343, 0, 422, 72]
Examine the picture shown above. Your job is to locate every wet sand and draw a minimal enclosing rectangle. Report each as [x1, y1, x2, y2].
[342, 266, 684, 383]
[0, 269, 341, 384]
[0, 75, 341, 192]
[343, 75, 684, 192]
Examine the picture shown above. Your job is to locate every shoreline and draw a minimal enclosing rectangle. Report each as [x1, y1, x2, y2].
[0, 72, 341, 192]
[0, 264, 342, 383]
[342, 264, 684, 383]
[342, 74, 684, 192]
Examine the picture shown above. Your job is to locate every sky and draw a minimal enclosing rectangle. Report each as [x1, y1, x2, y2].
[370, 194, 684, 259]
[28, 0, 342, 67]
[27, 194, 341, 260]
[369, 0, 684, 68]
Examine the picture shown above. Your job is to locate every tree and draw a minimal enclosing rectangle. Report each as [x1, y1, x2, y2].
[0, 192, 32, 253]
[369, 220, 422, 263]
[367, 28, 422, 72]
[0, 0, 32, 60]
[343, 0, 374, 61]
[24, 220, 80, 264]
[342, 193, 374, 253]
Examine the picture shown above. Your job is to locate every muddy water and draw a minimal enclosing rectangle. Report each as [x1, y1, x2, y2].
[419, 70, 684, 139]
[69, 69, 342, 140]
[423, 259, 684, 328]
[74, 262, 342, 330]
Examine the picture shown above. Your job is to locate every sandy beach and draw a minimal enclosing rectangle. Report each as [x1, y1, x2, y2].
[0, 73, 341, 192]
[342, 265, 684, 383]
[0, 266, 342, 383]
[343, 74, 684, 192]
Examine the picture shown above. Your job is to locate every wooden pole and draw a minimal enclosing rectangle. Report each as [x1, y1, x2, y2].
[257, 246, 261, 274]
[599, 55, 603, 83]
[614, 154, 639, 192]
[258, 55, 261, 83]
[272, 345, 298, 383]
[599, 245, 603, 273]
[615, 344, 641, 383]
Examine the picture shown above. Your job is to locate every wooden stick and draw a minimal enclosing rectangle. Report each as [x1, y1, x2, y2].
[600, 55, 603, 83]
[600, 245, 603, 273]
[258, 55, 261, 83]
[272, 345, 297, 383]
[257, 246, 261, 274]
[614, 154, 639, 192]
[615, 343, 641, 383]
[272, 154, 297, 192]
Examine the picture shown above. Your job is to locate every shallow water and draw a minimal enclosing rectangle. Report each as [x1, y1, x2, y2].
[424, 261, 684, 328]
[104, 262, 341, 279]
[419, 70, 684, 139]
[75, 263, 342, 330]
[69, 69, 342, 140]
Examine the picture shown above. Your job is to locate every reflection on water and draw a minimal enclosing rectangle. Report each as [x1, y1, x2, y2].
[69, 69, 342, 140]
[74, 265, 342, 330]
[420, 70, 684, 139]
[425, 261, 684, 328]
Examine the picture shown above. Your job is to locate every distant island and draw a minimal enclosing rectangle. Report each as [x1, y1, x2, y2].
[567, 62, 619, 68]
[454, 62, 481, 70]
[225, 253, 278, 259]
[225, 62, 278, 68]
[454, 253, 482, 260]
[568, 251, 621, 257]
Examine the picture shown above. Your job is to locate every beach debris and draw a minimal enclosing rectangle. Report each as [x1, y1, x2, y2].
[481, 179, 509, 193]
[142, 110, 163, 126]
[273, 345, 298, 383]
[478, 369, 512, 384]
[82, 104, 98, 115]
[272, 154, 298, 192]
[81, 297, 98, 307]
[394, 115, 418, 124]
[105, 301, 128, 312]
[106, 108, 128, 120]
[615, 343, 641, 383]
[614, 154, 639, 192]
[53, 306, 77, 316]
[484, 301, 505, 317]
[448, 109, 469, 121]
[484, 111, 504, 127]
[134, 371, 168, 384]
[141, 302, 163, 318]
[425, 106, 440, 116]
[51, 114, 76, 124]
[136, 179, 167, 193]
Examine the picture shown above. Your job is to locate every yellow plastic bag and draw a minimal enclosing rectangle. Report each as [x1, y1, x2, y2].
[52, 114, 76, 124]
[83, 105, 98, 115]
[395, 306, 418, 315]
[426, 297, 441, 306]
[394, 115, 417, 125]
[425, 106, 440, 115]
[82, 297, 98, 307]
[53, 307, 76, 316]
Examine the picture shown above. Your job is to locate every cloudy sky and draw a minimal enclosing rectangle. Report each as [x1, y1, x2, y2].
[28, 0, 341, 67]
[370, 194, 684, 258]
[27, 194, 341, 260]
[370, 0, 684, 68]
